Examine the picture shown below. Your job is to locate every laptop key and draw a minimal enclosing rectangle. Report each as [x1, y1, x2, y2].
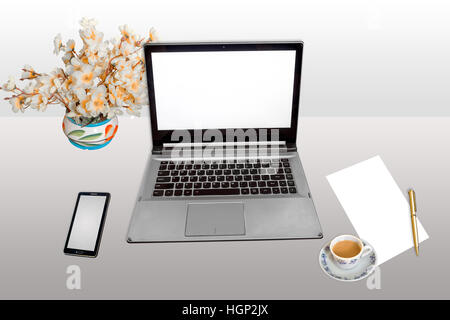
[267, 181, 278, 187]
[272, 187, 280, 194]
[212, 182, 221, 188]
[184, 190, 193, 196]
[171, 171, 179, 176]
[244, 175, 252, 181]
[286, 174, 294, 180]
[199, 176, 207, 182]
[279, 181, 287, 187]
[153, 190, 164, 197]
[157, 177, 171, 182]
[240, 182, 248, 188]
[193, 189, 240, 196]
[175, 183, 183, 189]
[158, 171, 170, 176]
[226, 176, 234, 181]
[217, 176, 225, 181]
[289, 187, 297, 194]
[190, 176, 198, 182]
[281, 187, 289, 194]
[260, 188, 271, 194]
[194, 183, 202, 189]
[155, 183, 174, 189]
[249, 181, 257, 188]
[270, 174, 285, 180]
[164, 190, 174, 196]
[231, 182, 239, 188]
[221, 182, 230, 188]
[262, 175, 270, 181]
[208, 176, 216, 182]
[241, 188, 250, 195]
[287, 181, 295, 187]
[250, 188, 259, 195]
[258, 181, 266, 187]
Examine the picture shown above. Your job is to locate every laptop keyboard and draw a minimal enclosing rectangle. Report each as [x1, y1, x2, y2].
[152, 158, 296, 197]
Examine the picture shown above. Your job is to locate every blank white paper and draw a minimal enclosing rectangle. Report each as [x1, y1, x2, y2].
[326, 156, 429, 265]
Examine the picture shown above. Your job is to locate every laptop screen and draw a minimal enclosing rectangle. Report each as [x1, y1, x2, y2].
[151, 50, 296, 130]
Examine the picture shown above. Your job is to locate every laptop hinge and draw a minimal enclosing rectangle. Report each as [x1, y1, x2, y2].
[152, 143, 297, 156]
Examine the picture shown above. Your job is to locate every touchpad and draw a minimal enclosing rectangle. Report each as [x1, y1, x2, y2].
[185, 202, 246, 236]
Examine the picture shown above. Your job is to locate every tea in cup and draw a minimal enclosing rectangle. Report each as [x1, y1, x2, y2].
[330, 235, 373, 269]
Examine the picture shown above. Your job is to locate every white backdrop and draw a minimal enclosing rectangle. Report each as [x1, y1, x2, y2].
[0, 0, 449, 117]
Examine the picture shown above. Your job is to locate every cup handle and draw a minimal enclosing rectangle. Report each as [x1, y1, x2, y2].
[360, 245, 373, 258]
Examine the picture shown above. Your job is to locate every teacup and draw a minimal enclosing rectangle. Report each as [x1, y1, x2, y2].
[330, 235, 373, 270]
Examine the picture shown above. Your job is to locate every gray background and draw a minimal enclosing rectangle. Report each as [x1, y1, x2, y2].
[1, 0, 449, 299]
[1, 0, 450, 116]
[0, 116, 448, 299]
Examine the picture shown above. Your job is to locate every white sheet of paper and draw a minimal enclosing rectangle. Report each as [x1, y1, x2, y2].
[326, 156, 429, 265]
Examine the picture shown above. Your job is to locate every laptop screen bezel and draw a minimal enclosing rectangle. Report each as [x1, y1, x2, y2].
[143, 41, 303, 149]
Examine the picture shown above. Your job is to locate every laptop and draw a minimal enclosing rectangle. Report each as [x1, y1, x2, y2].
[127, 41, 323, 242]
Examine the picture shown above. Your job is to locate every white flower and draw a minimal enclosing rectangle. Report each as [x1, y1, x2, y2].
[66, 57, 82, 75]
[30, 94, 48, 111]
[3, 75, 16, 91]
[9, 96, 25, 113]
[72, 64, 95, 89]
[21, 64, 38, 79]
[79, 17, 98, 29]
[79, 27, 103, 49]
[86, 85, 107, 116]
[119, 24, 135, 44]
[108, 85, 126, 107]
[53, 33, 63, 55]
[148, 27, 158, 42]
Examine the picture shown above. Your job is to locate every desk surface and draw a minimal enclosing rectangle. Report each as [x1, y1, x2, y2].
[0, 116, 448, 299]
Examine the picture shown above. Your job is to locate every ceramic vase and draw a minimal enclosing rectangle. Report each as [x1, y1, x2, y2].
[62, 114, 118, 150]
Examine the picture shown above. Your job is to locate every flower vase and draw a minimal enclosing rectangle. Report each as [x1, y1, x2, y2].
[62, 114, 118, 150]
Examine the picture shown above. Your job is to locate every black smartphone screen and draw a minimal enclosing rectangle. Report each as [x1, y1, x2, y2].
[64, 192, 110, 257]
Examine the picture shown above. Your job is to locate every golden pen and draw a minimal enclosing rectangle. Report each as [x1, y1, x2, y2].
[408, 189, 419, 256]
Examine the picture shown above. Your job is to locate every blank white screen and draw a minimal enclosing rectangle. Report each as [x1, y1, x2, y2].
[67, 195, 106, 251]
[151, 50, 296, 130]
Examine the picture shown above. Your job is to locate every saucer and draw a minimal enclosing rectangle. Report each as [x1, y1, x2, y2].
[318, 239, 377, 282]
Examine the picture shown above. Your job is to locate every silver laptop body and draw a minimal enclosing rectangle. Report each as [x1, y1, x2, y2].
[127, 41, 323, 242]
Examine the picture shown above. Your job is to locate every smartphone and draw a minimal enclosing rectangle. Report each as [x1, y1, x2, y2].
[64, 192, 110, 258]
